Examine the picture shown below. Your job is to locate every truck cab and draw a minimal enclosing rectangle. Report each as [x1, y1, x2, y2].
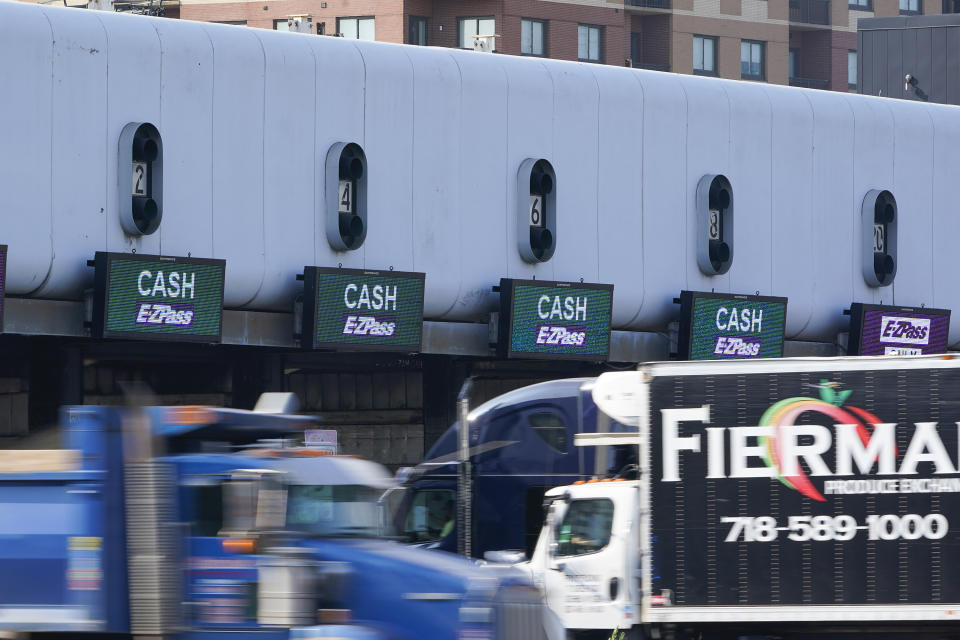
[525, 480, 641, 637]
[0, 400, 556, 640]
[172, 447, 397, 632]
[233, 452, 557, 640]
[383, 378, 600, 558]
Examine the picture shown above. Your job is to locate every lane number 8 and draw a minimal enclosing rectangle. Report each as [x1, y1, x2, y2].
[708, 209, 721, 241]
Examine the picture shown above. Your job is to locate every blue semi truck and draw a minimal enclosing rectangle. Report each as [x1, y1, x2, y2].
[384, 378, 632, 559]
[0, 400, 552, 639]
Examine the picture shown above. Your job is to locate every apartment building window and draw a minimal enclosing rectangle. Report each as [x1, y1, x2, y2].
[216, 20, 247, 25]
[459, 17, 496, 49]
[945, 0, 960, 12]
[630, 32, 641, 65]
[740, 40, 765, 80]
[578, 24, 602, 62]
[789, 48, 797, 78]
[521, 19, 546, 56]
[848, 50, 857, 89]
[899, 0, 921, 12]
[849, 0, 872, 9]
[338, 17, 375, 40]
[317, 22, 326, 35]
[693, 36, 717, 75]
[409, 16, 428, 45]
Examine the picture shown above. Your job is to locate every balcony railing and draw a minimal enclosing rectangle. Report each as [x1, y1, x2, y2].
[789, 0, 831, 24]
[629, 0, 672, 9]
[789, 76, 830, 90]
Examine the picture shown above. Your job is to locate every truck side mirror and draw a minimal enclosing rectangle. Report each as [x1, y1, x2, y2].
[222, 469, 287, 536]
[254, 472, 288, 531]
[548, 541, 566, 572]
[544, 502, 558, 525]
[222, 474, 259, 536]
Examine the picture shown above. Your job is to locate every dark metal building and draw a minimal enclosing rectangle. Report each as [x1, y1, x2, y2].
[858, 14, 960, 104]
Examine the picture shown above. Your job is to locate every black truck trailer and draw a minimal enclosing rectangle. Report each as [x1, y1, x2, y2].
[526, 355, 960, 639]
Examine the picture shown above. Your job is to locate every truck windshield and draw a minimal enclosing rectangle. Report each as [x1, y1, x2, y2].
[384, 487, 456, 543]
[286, 484, 382, 537]
[555, 498, 614, 556]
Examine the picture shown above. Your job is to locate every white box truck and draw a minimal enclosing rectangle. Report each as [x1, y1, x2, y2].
[524, 356, 960, 639]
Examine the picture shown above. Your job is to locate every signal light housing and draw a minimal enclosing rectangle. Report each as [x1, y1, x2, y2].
[696, 174, 733, 276]
[119, 122, 163, 236]
[325, 142, 368, 251]
[862, 189, 897, 287]
[517, 158, 557, 263]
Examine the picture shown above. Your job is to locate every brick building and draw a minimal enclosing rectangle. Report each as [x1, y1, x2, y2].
[166, 0, 950, 92]
[22, 0, 952, 93]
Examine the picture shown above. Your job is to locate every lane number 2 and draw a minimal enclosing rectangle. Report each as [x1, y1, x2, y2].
[132, 161, 147, 196]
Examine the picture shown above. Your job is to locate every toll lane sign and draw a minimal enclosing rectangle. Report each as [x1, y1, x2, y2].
[92, 252, 226, 342]
[498, 278, 613, 360]
[677, 290, 787, 360]
[302, 266, 425, 351]
[847, 303, 950, 356]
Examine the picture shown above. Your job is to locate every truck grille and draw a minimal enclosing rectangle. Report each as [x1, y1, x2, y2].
[125, 461, 180, 636]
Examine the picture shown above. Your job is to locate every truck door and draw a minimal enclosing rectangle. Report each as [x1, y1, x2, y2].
[541, 490, 634, 632]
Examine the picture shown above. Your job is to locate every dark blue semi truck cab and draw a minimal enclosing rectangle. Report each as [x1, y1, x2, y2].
[384, 378, 634, 559]
[0, 402, 554, 640]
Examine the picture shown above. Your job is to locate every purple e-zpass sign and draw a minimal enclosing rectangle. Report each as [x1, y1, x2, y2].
[849, 303, 951, 356]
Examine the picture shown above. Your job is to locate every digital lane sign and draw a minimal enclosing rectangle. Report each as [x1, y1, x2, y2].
[848, 303, 951, 356]
[678, 290, 787, 360]
[302, 266, 425, 352]
[92, 252, 226, 342]
[498, 278, 613, 360]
